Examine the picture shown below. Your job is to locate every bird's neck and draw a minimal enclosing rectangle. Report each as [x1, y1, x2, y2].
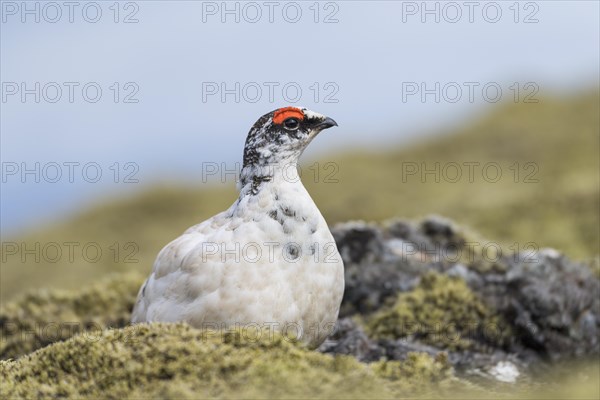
[238, 162, 302, 197]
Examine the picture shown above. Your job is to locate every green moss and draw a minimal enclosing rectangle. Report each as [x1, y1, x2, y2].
[366, 273, 509, 350]
[2, 326, 598, 400]
[371, 352, 464, 396]
[0, 323, 448, 399]
[1, 272, 143, 360]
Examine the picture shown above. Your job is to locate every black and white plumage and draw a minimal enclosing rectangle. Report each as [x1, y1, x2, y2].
[131, 107, 344, 347]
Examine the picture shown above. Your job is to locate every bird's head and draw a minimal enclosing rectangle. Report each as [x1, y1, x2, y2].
[242, 107, 338, 169]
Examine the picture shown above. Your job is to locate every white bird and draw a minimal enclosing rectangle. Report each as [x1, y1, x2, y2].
[132, 107, 345, 347]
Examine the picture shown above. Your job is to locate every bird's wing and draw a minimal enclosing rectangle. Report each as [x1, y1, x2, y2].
[131, 213, 229, 323]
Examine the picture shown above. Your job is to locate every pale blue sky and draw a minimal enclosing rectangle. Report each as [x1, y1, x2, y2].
[1, 1, 599, 234]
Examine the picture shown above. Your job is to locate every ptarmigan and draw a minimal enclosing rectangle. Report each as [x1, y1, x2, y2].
[131, 107, 344, 347]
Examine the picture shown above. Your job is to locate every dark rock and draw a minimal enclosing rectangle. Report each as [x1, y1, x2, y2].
[495, 250, 599, 361]
[379, 338, 442, 361]
[332, 221, 385, 265]
[318, 318, 384, 362]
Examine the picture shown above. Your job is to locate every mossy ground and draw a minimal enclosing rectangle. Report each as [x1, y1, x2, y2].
[0, 272, 143, 360]
[0, 323, 459, 399]
[366, 273, 510, 351]
[2, 322, 597, 399]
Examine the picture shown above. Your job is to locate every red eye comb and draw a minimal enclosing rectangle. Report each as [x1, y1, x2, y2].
[273, 107, 304, 125]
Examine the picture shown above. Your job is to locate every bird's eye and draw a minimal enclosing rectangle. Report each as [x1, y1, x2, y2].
[283, 118, 300, 131]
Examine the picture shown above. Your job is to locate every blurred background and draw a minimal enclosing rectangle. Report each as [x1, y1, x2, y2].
[1, 0, 598, 301]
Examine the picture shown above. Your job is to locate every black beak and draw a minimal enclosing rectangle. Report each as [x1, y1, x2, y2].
[314, 117, 338, 130]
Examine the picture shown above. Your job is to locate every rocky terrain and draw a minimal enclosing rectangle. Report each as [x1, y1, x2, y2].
[323, 217, 599, 379]
[2, 216, 599, 398]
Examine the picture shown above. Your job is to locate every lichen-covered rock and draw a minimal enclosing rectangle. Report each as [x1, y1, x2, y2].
[0, 323, 458, 399]
[0, 272, 143, 360]
[485, 250, 600, 361]
[333, 220, 425, 317]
